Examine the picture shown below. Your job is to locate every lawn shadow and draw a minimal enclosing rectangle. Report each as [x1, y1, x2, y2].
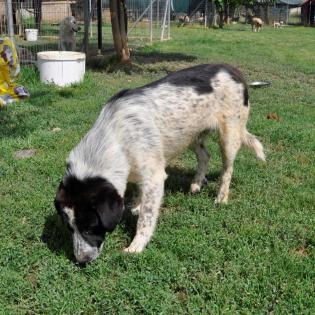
[165, 166, 220, 197]
[41, 213, 75, 262]
[132, 51, 198, 64]
[120, 166, 220, 239]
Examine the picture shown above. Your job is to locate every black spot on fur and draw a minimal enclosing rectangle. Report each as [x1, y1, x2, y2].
[107, 64, 249, 106]
[54, 176, 124, 248]
[108, 89, 131, 103]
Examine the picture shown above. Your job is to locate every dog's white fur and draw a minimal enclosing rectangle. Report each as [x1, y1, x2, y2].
[64, 64, 265, 255]
[59, 16, 80, 51]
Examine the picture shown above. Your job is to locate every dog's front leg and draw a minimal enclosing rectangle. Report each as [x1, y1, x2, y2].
[59, 41, 66, 51]
[124, 169, 166, 253]
[71, 39, 76, 51]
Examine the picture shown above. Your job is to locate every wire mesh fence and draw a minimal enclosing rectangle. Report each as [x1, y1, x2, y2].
[126, 0, 171, 44]
[172, 0, 303, 28]
[0, 0, 171, 64]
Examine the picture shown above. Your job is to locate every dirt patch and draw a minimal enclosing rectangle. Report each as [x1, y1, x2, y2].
[267, 113, 280, 121]
[293, 247, 310, 258]
[15, 149, 37, 159]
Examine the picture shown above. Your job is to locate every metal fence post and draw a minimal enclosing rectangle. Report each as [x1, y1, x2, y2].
[205, 0, 208, 28]
[150, 0, 153, 43]
[97, 0, 102, 54]
[5, 0, 15, 39]
[168, 0, 170, 39]
[161, 0, 169, 40]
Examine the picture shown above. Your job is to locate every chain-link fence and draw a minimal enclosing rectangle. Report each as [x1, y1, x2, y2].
[0, 0, 171, 64]
[127, 0, 171, 44]
[172, 0, 303, 28]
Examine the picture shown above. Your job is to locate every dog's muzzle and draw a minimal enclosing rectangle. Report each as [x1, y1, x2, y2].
[72, 26, 81, 33]
[73, 231, 103, 264]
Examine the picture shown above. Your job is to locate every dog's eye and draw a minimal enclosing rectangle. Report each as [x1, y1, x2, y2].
[83, 230, 94, 237]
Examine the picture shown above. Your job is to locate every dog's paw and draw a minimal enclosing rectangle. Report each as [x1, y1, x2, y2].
[190, 183, 201, 194]
[123, 245, 143, 254]
[214, 196, 228, 204]
[190, 177, 208, 194]
[123, 240, 145, 253]
[130, 204, 140, 216]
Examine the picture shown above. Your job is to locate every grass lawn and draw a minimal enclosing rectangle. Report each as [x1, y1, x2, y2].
[0, 24, 314, 314]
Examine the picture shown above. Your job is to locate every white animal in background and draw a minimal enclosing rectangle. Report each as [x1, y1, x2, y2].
[273, 21, 284, 28]
[59, 16, 81, 51]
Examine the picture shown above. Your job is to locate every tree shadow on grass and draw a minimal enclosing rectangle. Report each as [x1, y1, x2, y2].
[87, 50, 198, 73]
[132, 51, 198, 64]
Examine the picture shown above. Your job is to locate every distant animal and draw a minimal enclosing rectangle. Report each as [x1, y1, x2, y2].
[249, 15, 263, 32]
[196, 16, 205, 25]
[59, 16, 81, 51]
[54, 64, 265, 263]
[273, 21, 284, 28]
[177, 14, 190, 26]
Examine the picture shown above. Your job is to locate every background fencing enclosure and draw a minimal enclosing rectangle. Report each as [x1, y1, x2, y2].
[0, 0, 171, 64]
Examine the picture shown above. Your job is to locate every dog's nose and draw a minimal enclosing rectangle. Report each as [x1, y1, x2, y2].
[75, 253, 93, 264]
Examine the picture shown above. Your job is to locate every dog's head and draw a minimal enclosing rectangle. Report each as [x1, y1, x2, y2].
[65, 16, 81, 32]
[54, 175, 124, 264]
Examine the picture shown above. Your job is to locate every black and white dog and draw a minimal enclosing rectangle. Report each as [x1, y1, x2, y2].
[54, 64, 265, 263]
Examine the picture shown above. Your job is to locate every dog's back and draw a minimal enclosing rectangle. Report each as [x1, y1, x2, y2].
[70, 64, 263, 168]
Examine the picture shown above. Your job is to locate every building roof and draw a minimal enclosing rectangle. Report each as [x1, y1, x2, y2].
[276, 0, 305, 6]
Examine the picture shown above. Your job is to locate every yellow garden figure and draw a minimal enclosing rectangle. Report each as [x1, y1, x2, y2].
[0, 37, 29, 108]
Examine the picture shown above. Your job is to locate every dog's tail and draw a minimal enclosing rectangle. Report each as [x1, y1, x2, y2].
[242, 131, 266, 161]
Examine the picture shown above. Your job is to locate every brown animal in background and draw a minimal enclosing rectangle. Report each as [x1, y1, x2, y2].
[249, 15, 263, 32]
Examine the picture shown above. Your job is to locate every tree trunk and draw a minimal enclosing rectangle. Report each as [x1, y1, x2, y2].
[82, 0, 96, 54]
[218, 9, 224, 28]
[33, 0, 42, 32]
[223, 1, 229, 25]
[263, 4, 270, 25]
[109, 0, 130, 63]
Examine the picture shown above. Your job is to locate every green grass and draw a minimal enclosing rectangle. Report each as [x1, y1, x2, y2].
[0, 24, 315, 314]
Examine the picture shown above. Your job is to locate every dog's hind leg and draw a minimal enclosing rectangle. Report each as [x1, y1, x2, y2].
[130, 186, 142, 216]
[190, 133, 210, 193]
[215, 121, 242, 204]
[124, 163, 166, 253]
[59, 40, 66, 51]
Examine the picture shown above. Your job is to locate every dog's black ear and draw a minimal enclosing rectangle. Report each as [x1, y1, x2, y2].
[96, 186, 124, 232]
[54, 181, 67, 214]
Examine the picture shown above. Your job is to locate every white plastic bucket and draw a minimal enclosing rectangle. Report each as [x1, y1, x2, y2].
[25, 29, 38, 41]
[37, 51, 86, 87]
